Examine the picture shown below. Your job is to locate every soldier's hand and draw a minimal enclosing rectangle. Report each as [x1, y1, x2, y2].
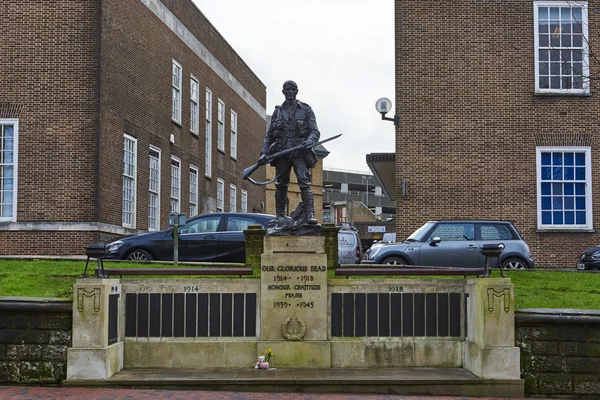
[257, 154, 268, 165]
[302, 140, 316, 148]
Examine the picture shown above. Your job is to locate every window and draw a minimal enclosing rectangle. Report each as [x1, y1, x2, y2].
[217, 99, 225, 152]
[217, 178, 224, 212]
[122, 134, 137, 228]
[205, 88, 212, 177]
[479, 224, 517, 240]
[426, 223, 475, 241]
[171, 157, 181, 213]
[190, 76, 199, 134]
[229, 184, 236, 212]
[181, 215, 222, 234]
[0, 120, 17, 222]
[537, 146, 592, 229]
[189, 165, 198, 217]
[148, 147, 161, 231]
[241, 189, 247, 213]
[226, 216, 260, 232]
[172, 60, 182, 123]
[230, 110, 238, 159]
[535, 1, 589, 93]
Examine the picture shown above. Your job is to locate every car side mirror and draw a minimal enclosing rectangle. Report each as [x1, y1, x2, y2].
[429, 237, 441, 246]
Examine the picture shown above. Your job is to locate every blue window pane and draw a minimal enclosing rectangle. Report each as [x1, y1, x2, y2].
[576, 211, 586, 224]
[539, 7, 548, 19]
[553, 167, 562, 180]
[564, 167, 574, 180]
[553, 211, 563, 224]
[552, 197, 563, 210]
[542, 182, 552, 195]
[576, 167, 585, 180]
[576, 197, 585, 210]
[575, 153, 585, 165]
[564, 153, 574, 165]
[541, 196, 551, 210]
[542, 211, 552, 224]
[552, 183, 562, 195]
[565, 197, 574, 209]
[575, 183, 585, 195]
[541, 152, 551, 165]
[553, 153, 563, 166]
[564, 183, 574, 195]
[541, 167, 551, 180]
[550, 7, 560, 19]
[565, 211, 575, 224]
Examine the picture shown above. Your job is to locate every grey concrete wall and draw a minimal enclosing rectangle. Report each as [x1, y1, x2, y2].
[0, 298, 72, 383]
[516, 308, 600, 397]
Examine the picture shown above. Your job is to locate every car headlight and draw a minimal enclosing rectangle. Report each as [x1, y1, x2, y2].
[592, 251, 600, 260]
[106, 240, 124, 252]
[369, 247, 381, 260]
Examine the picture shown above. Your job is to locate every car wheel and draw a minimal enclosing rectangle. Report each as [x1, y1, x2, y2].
[126, 249, 153, 261]
[501, 257, 528, 270]
[383, 256, 406, 266]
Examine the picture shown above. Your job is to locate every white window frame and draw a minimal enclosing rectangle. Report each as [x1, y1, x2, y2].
[534, 1, 589, 94]
[189, 165, 199, 217]
[230, 110, 238, 159]
[148, 146, 161, 231]
[229, 184, 237, 212]
[172, 59, 182, 124]
[241, 189, 248, 213]
[205, 88, 213, 178]
[217, 178, 224, 212]
[171, 156, 181, 213]
[190, 76, 200, 135]
[122, 134, 137, 228]
[536, 146, 593, 230]
[0, 119, 18, 222]
[217, 99, 225, 152]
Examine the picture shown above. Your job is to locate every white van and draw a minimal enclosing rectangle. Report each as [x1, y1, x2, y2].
[338, 229, 362, 265]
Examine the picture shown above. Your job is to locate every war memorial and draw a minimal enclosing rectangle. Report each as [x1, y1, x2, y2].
[64, 82, 523, 396]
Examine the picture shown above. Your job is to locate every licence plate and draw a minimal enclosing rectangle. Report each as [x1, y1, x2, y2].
[577, 263, 586, 270]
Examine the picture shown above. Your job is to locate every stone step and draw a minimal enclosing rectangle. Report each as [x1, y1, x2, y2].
[63, 367, 524, 397]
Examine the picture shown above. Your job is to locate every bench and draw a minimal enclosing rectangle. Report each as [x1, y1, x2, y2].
[96, 267, 253, 278]
[335, 267, 486, 278]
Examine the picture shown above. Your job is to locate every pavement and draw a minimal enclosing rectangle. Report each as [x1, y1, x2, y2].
[0, 387, 528, 400]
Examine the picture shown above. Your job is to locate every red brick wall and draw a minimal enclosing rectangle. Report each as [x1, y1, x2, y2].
[395, 1, 600, 268]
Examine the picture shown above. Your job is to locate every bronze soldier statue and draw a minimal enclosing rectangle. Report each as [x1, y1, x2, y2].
[259, 80, 320, 227]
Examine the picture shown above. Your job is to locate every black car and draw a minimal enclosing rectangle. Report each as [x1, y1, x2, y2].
[105, 212, 274, 263]
[577, 246, 600, 270]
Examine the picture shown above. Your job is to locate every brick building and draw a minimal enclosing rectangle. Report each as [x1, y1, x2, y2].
[369, 1, 600, 268]
[0, 0, 266, 255]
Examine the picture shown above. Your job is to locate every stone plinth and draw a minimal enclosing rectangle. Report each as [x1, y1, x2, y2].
[260, 236, 329, 367]
[463, 278, 520, 379]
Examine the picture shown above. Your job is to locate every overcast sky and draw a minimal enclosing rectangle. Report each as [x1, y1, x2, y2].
[193, 0, 396, 173]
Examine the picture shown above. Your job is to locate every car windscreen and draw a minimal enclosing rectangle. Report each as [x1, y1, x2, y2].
[406, 222, 435, 241]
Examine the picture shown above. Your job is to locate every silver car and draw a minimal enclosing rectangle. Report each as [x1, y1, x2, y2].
[362, 220, 534, 270]
[338, 229, 362, 264]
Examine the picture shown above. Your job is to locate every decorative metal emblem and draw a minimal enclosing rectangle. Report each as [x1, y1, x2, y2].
[487, 288, 511, 314]
[281, 316, 306, 341]
[77, 287, 101, 313]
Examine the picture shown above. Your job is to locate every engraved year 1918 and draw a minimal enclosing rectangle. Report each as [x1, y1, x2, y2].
[389, 286, 404, 293]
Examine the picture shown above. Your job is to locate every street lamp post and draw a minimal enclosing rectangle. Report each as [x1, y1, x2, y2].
[375, 97, 399, 126]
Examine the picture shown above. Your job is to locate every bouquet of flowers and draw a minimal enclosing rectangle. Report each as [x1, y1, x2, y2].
[255, 348, 273, 370]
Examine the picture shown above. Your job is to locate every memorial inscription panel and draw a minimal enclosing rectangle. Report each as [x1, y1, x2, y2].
[260, 238, 328, 341]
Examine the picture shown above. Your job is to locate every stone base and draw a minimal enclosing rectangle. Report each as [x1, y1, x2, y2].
[258, 341, 331, 368]
[463, 341, 521, 379]
[67, 342, 123, 380]
[123, 341, 257, 368]
[331, 340, 462, 368]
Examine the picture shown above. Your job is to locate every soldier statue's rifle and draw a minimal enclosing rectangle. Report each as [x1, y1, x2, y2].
[242, 134, 342, 186]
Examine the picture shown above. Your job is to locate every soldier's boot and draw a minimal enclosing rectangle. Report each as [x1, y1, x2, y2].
[274, 188, 288, 222]
[301, 189, 318, 224]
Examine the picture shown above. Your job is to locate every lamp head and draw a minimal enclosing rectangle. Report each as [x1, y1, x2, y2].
[375, 97, 392, 115]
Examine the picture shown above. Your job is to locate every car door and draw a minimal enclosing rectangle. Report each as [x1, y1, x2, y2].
[475, 223, 517, 267]
[217, 215, 265, 263]
[418, 222, 480, 268]
[178, 215, 223, 261]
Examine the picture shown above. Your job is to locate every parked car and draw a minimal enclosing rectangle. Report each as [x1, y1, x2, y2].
[105, 212, 275, 263]
[338, 229, 362, 264]
[576, 246, 600, 270]
[362, 220, 534, 270]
